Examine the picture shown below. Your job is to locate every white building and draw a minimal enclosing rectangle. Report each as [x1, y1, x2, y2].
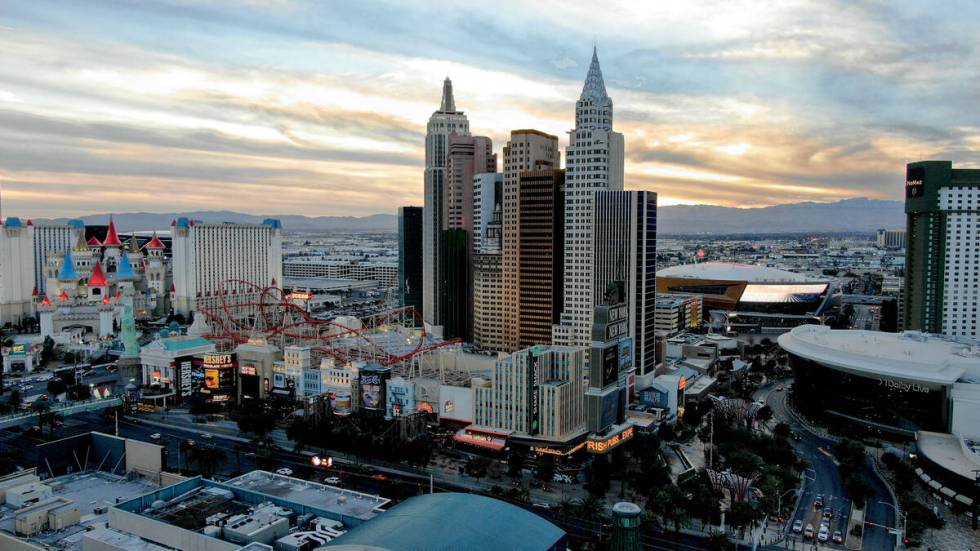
[33, 221, 81, 295]
[323, 360, 360, 415]
[139, 335, 215, 398]
[422, 78, 470, 331]
[170, 218, 283, 316]
[655, 293, 703, 336]
[283, 345, 314, 399]
[554, 47, 625, 351]
[473, 345, 586, 442]
[0, 217, 36, 326]
[876, 228, 906, 249]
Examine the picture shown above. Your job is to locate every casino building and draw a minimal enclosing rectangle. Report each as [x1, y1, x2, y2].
[779, 325, 980, 438]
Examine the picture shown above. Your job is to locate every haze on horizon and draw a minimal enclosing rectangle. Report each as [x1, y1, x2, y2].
[1, 0, 978, 219]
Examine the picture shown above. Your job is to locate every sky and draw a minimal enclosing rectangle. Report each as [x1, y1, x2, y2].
[1, 0, 979, 218]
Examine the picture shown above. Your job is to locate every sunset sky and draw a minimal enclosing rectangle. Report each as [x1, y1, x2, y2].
[1, 0, 978, 218]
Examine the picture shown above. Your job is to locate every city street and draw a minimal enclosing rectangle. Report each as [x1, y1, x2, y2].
[758, 382, 896, 551]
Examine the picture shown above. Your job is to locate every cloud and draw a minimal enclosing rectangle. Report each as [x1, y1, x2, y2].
[0, 1, 978, 217]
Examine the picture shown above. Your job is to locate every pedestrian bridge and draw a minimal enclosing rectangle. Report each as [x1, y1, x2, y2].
[0, 397, 123, 429]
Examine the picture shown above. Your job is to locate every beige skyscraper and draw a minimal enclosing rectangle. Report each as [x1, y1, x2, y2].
[501, 129, 560, 351]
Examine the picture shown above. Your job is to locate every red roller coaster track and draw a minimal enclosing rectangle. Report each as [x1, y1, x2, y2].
[195, 279, 459, 366]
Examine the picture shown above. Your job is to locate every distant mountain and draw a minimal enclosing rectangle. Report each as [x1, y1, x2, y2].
[35, 198, 904, 235]
[36, 211, 399, 233]
[656, 198, 904, 235]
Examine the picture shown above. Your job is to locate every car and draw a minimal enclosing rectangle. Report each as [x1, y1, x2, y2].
[323, 476, 341, 485]
[823, 510, 833, 522]
[817, 525, 830, 542]
[776, 386, 784, 391]
[832, 530, 844, 544]
[371, 473, 387, 481]
[200, 433, 213, 440]
[792, 519, 803, 534]
[185, 439, 196, 447]
[149, 433, 161, 440]
[532, 502, 554, 510]
[803, 524, 814, 540]
[814, 495, 824, 509]
[276, 468, 294, 476]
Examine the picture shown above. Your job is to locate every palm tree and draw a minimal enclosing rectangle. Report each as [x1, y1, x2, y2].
[557, 496, 576, 525]
[576, 494, 607, 526]
[38, 410, 63, 438]
[705, 531, 731, 551]
[190, 446, 227, 479]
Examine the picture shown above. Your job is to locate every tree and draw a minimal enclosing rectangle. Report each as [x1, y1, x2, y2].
[40, 336, 55, 363]
[235, 406, 276, 439]
[704, 532, 731, 551]
[38, 410, 63, 438]
[576, 493, 607, 525]
[506, 450, 526, 481]
[189, 445, 227, 479]
[773, 422, 792, 439]
[67, 384, 91, 401]
[647, 484, 688, 538]
[6, 389, 21, 413]
[46, 378, 68, 397]
[535, 454, 555, 490]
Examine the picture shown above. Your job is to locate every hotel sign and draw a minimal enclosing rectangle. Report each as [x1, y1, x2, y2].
[878, 378, 930, 393]
[587, 426, 635, 454]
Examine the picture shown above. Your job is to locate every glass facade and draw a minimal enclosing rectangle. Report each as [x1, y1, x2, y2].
[790, 353, 950, 436]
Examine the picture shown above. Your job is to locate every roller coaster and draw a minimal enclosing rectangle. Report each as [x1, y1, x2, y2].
[194, 279, 460, 368]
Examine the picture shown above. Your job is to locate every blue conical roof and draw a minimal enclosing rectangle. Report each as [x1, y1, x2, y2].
[580, 46, 608, 101]
[117, 251, 136, 280]
[58, 250, 80, 281]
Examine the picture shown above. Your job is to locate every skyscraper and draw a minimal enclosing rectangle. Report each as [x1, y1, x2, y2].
[171, 218, 283, 316]
[33, 221, 83, 295]
[397, 206, 423, 317]
[554, 47, 625, 351]
[422, 78, 470, 335]
[594, 191, 658, 377]
[516, 169, 565, 349]
[473, 173, 505, 351]
[0, 217, 35, 326]
[904, 161, 980, 337]
[442, 134, 496, 341]
[502, 129, 560, 351]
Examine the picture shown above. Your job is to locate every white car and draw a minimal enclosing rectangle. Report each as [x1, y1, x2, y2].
[199, 433, 213, 440]
[792, 519, 803, 534]
[149, 433, 161, 440]
[817, 525, 830, 542]
[276, 468, 294, 476]
[323, 476, 341, 485]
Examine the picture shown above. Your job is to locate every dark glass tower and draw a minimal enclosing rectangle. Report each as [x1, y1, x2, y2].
[398, 206, 424, 319]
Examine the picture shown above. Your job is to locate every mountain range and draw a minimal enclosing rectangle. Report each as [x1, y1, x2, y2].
[35, 198, 904, 235]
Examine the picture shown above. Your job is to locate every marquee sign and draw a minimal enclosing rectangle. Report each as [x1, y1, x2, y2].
[587, 425, 634, 454]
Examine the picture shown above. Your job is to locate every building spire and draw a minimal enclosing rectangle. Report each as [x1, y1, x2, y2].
[440, 77, 456, 113]
[580, 46, 608, 101]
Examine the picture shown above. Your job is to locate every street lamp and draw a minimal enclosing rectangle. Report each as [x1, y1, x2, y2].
[877, 500, 907, 549]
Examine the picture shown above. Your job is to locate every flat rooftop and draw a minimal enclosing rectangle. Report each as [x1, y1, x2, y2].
[226, 471, 389, 522]
[658, 261, 825, 283]
[0, 472, 159, 551]
[918, 431, 980, 481]
[778, 325, 980, 385]
[283, 277, 377, 291]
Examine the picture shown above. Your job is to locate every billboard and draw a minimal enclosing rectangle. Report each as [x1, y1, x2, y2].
[331, 389, 353, 415]
[618, 337, 633, 370]
[359, 367, 390, 410]
[439, 384, 474, 423]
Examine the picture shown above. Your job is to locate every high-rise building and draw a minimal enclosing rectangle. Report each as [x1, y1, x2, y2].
[515, 169, 565, 349]
[473, 173, 504, 352]
[654, 293, 702, 337]
[473, 345, 586, 442]
[554, 47, 625, 351]
[423, 78, 470, 335]
[171, 218, 283, 316]
[904, 161, 980, 337]
[593, 191, 658, 376]
[876, 228, 907, 249]
[441, 135, 496, 341]
[397, 206, 423, 317]
[502, 129, 560, 351]
[33, 221, 83, 295]
[0, 217, 35, 326]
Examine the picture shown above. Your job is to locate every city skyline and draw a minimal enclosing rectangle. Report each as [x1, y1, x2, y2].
[2, 1, 979, 218]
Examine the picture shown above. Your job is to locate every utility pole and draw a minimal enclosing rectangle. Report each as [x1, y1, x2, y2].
[709, 411, 715, 470]
[115, 410, 119, 436]
[973, 469, 979, 530]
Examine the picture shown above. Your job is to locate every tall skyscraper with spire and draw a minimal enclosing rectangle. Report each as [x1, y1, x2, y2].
[423, 78, 470, 333]
[554, 47, 625, 351]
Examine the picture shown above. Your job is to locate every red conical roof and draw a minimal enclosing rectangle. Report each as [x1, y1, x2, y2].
[26, 219, 33, 226]
[170, 282, 176, 292]
[32, 286, 39, 297]
[115, 291, 121, 300]
[146, 232, 165, 249]
[102, 218, 122, 246]
[88, 262, 108, 286]
[58, 290, 69, 301]
[87, 236, 102, 246]
[42, 295, 52, 306]
[102, 294, 110, 305]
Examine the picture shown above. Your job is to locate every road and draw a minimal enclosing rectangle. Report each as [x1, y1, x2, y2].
[758, 382, 895, 551]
